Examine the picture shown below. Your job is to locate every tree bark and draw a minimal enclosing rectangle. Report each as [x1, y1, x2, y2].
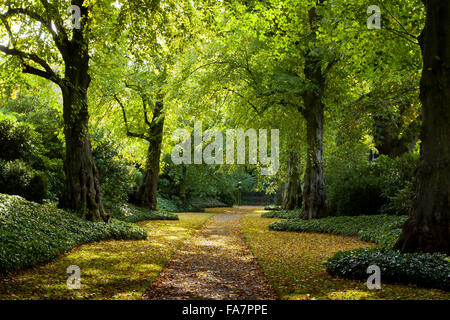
[282, 152, 302, 210]
[134, 97, 165, 210]
[59, 50, 108, 222]
[394, 0, 450, 254]
[301, 103, 328, 219]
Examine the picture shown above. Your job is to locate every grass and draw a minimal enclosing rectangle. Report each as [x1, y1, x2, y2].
[242, 211, 450, 300]
[0, 212, 213, 299]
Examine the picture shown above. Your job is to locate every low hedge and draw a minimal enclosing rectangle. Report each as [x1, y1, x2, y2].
[268, 214, 407, 248]
[326, 248, 450, 291]
[105, 201, 178, 223]
[0, 193, 147, 273]
[263, 205, 282, 211]
[261, 209, 301, 219]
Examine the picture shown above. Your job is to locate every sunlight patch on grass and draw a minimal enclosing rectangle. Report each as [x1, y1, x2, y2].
[241, 212, 450, 300]
[0, 212, 213, 300]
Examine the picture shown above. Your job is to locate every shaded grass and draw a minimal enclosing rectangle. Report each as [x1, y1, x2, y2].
[0, 212, 213, 300]
[242, 212, 450, 300]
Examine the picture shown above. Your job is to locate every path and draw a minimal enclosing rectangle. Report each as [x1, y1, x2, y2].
[142, 206, 278, 300]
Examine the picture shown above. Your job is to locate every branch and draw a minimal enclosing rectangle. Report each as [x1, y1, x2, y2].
[384, 27, 419, 45]
[384, 6, 419, 41]
[124, 82, 151, 126]
[222, 86, 261, 116]
[2, 7, 69, 56]
[0, 45, 62, 86]
[113, 94, 148, 140]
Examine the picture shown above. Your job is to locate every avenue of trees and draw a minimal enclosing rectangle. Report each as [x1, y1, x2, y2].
[0, 0, 448, 256]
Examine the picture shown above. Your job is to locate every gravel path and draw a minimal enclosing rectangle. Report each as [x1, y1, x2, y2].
[142, 207, 278, 300]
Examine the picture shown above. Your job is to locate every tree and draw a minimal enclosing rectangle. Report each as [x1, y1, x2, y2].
[0, 0, 109, 221]
[90, 0, 198, 210]
[394, 0, 450, 254]
[282, 151, 302, 210]
[114, 84, 165, 210]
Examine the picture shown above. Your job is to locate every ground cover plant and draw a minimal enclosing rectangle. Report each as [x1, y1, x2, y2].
[266, 212, 449, 290]
[105, 201, 179, 223]
[0, 194, 147, 273]
[243, 212, 450, 299]
[268, 214, 407, 247]
[0, 212, 214, 299]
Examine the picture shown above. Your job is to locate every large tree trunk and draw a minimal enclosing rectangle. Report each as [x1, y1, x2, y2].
[135, 98, 165, 210]
[301, 104, 328, 219]
[394, 0, 450, 254]
[283, 152, 302, 210]
[59, 61, 108, 222]
[299, 0, 328, 220]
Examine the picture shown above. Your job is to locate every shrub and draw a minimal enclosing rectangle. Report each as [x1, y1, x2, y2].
[269, 214, 408, 248]
[157, 196, 182, 212]
[91, 130, 138, 203]
[104, 200, 178, 223]
[0, 193, 147, 273]
[325, 153, 418, 216]
[262, 209, 301, 219]
[326, 248, 450, 291]
[188, 197, 227, 209]
[26, 172, 49, 203]
[0, 112, 64, 201]
[0, 118, 34, 161]
[263, 204, 282, 211]
[0, 160, 49, 202]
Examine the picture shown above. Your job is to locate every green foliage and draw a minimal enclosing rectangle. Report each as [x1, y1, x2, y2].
[159, 158, 255, 211]
[0, 105, 64, 201]
[0, 117, 34, 161]
[157, 196, 182, 212]
[104, 200, 178, 223]
[325, 153, 418, 216]
[263, 205, 281, 211]
[327, 248, 450, 291]
[269, 214, 408, 248]
[91, 130, 139, 203]
[0, 160, 48, 202]
[261, 209, 300, 219]
[0, 193, 147, 273]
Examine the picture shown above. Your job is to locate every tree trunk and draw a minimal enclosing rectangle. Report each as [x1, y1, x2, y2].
[301, 105, 328, 219]
[394, 0, 450, 254]
[135, 98, 165, 210]
[59, 65, 108, 222]
[298, 0, 328, 220]
[283, 152, 302, 210]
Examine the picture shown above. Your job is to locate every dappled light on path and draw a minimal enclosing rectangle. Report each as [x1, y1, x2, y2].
[143, 206, 278, 300]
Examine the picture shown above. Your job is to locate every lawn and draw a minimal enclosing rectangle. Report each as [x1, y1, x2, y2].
[241, 210, 450, 300]
[0, 212, 213, 300]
